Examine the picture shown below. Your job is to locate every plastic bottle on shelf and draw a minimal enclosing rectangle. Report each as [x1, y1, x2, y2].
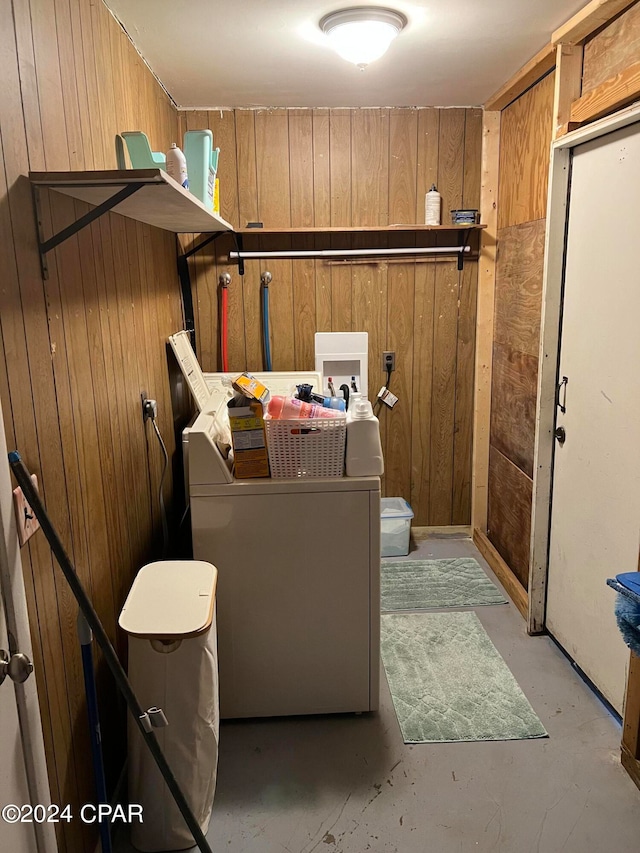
[267, 395, 339, 420]
[345, 399, 384, 476]
[425, 184, 441, 226]
[165, 143, 189, 189]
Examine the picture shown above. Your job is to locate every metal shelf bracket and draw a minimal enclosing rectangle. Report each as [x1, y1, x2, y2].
[32, 182, 144, 279]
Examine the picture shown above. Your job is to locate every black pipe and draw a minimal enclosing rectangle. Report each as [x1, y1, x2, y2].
[8, 452, 214, 853]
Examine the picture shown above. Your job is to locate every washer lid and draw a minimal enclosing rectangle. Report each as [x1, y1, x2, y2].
[119, 560, 217, 639]
[168, 330, 212, 413]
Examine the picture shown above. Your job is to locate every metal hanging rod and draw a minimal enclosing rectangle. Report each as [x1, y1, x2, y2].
[229, 245, 471, 261]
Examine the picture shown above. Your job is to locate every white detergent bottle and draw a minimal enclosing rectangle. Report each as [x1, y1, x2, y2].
[166, 143, 189, 188]
[346, 399, 384, 477]
[425, 183, 441, 225]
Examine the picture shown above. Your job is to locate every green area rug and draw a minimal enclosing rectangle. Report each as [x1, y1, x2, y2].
[381, 558, 507, 611]
[381, 612, 548, 743]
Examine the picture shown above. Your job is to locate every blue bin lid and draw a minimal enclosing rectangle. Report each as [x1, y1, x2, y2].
[616, 573, 640, 597]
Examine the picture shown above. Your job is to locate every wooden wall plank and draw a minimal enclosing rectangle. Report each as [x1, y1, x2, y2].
[386, 235, 414, 501]
[208, 110, 240, 228]
[498, 72, 555, 228]
[494, 219, 545, 357]
[429, 109, 465, 524]
[0, 1, 183, 843]
[472, 111, 500, 533]
[487, 447, 533, 588]
[410, 234, 436, 524]
[490, 342, 538, 478]
[453, 109, 483, 523]
[329, 109, 352, 227]
[415, 108, 440, 223]
[289, 110, 314, 228]
[312, 110, 330, 228]
[582, 2, 640, 93]
[255, 109, 291, 228]
[570, 59, 640, 125]
[552, 0, 638, 46]
[351, 109, 389, 226]
[389, 109, 417, 224]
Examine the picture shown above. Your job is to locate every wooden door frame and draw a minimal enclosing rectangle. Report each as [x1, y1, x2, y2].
[0, 400, 57, 852]
[530, 102, 640, 789]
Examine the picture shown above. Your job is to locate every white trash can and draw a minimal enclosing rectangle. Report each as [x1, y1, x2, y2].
[119, 560, 219, 852]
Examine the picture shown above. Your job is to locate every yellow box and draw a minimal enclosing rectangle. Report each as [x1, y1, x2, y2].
[232, 372, 270, 403]
[227, 399, 270, 478]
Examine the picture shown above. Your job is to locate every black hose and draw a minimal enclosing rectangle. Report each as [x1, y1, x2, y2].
[8, 452, 214, 853]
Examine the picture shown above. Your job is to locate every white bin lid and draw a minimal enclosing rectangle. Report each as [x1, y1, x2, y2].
[381, 497, 414, 519]
[119, 560, 218, 639]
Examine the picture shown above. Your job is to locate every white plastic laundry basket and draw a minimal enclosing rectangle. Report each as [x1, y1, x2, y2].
[264, 415, 346, 478]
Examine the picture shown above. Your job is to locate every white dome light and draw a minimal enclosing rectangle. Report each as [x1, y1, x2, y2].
[320, 7, 407, 70]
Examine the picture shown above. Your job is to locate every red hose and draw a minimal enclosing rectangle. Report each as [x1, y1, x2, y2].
[221, 284, 229, 371]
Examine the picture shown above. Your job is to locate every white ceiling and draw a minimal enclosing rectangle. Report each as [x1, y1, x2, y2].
[106, 0, 587, 109]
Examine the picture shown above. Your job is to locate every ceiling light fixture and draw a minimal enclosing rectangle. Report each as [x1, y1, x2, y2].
[320, 7, 407, 70]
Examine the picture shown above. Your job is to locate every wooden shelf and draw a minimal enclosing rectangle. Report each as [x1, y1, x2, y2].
[239, 224, 486, 234]
[30, 169, 234, 234]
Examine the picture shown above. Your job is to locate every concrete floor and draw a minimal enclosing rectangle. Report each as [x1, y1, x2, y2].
[118, 537, 640, 853]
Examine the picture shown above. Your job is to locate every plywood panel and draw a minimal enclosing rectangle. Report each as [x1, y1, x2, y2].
[487, 447, 533, 588]
[494, 219, 546, 357]
[498, 73, 555, 229]
[582, 1, 640, 94]
[490, 342, 538, 478]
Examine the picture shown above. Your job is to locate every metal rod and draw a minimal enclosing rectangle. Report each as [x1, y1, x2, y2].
[228, 245, 472, 261]
[39, 183, 144, 255]
[8, 452, 214, 853]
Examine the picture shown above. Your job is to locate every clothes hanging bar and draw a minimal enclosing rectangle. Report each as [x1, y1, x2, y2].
[228, 245, 472, 261]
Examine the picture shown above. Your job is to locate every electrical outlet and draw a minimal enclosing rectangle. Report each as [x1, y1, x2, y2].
[13, 475, 40, 547]
[382, 351, 396, 372]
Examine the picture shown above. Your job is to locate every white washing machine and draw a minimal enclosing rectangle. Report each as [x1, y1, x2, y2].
[170, 332, 381, 719]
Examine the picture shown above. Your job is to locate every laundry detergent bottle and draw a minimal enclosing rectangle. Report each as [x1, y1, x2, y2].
[345, 399, 384, 476]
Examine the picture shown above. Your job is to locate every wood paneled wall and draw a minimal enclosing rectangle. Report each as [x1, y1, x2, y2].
[178, 107, 482, 524]
[487, 73, 555, 587]
[0, 2, 183, 850]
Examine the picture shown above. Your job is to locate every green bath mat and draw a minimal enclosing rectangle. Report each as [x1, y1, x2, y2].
[381, 558, 507, 611]
[381, 612, 548, 743]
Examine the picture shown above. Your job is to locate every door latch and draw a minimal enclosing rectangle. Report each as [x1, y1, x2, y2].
[0, 649, 33, 686]
[555, 426, 566, 445]
[557, 376, 568, 414]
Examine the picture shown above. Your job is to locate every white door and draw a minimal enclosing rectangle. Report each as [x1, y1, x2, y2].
[0, 579, 35, 852]
[0, 397, 56, 853]
[546, 121, 640, 713]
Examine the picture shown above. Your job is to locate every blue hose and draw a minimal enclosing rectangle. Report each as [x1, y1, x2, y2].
[78, 614, 112, 853]
[262, 282, 272, 371]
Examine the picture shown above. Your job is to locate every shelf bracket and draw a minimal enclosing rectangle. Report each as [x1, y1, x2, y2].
[176, 231, 228, 353]
[33, 182, 144, 279]
[457, 228, 472, 271]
